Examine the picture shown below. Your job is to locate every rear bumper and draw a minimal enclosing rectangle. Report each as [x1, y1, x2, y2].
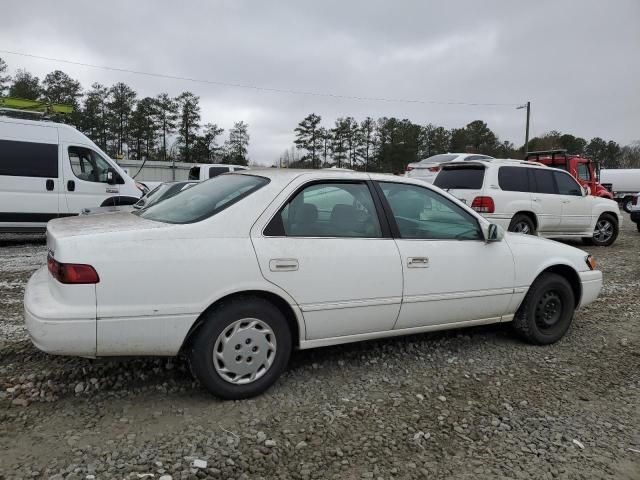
[578, 270, 602, 309]
[24, 267, 96, 356]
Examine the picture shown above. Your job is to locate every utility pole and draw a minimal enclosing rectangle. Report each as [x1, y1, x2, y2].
[517, 101, 531, 155]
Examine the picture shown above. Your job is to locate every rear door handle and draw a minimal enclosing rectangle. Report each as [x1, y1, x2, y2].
[532, 197, 541, 202]
[67, 180, 75, 192]
[407, 257, 429, 268]
[561, 200, 570, 204]
[269, 258, 299, 272]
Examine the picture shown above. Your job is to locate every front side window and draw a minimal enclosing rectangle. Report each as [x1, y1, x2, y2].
[577, 163, 590, 181]
[554, 171, 582, 196]
[498, 166, 530, 192]
[379, 182, 482, 240]
[0, 139, 58, 178]
[68, 147, 112, 183]
[137, 174, 268, 224]
[269, 182, 381, 238]
[433, 166, 485, 190]
[532, 169, 557, 194]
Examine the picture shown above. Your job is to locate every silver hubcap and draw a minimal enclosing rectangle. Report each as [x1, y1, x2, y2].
[594, 220, 613, 242]
[513, 222, 531, 234]
[213, 318, 277, 385]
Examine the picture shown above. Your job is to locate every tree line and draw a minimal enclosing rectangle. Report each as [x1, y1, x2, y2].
[0, 57, 249, 164]
[286, 114, 640, 172]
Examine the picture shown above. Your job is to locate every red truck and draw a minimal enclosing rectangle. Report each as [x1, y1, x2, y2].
[524, 149, 613, 200]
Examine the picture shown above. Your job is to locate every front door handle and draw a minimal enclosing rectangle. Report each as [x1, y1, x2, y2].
[407, 257, 429, 268]
[532, 197, 541, 202]
[67, 180, 75, 192]
[269, 258, 299, 272]
[46, 179, 54, 191]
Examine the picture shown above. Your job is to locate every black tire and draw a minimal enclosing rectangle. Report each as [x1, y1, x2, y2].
[508, 214, 536, 235]
[588, 213, 619, 247]
[512, 272, 575, 345]
[622, 197, 633, 213]
[189, 296, 292, 400]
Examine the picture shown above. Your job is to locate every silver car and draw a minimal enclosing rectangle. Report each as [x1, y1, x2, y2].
[405, 153, 494, 183]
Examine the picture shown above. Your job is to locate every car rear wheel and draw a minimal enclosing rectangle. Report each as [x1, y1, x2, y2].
[585, 213, 618, 246]
[508, 214, 536, 235]
[189, 297, 291, 399]
[622, 197, 633, 213]
[512, 272, 575, 345]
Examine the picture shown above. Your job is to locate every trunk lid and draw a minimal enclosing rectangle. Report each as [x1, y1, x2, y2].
[47, 212, 163, 240]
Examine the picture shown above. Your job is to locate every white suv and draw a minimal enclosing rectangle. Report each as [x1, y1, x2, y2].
[433, 159, 622, 246]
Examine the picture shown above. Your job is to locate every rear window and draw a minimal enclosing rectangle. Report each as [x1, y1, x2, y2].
[498, 166, 530, 192]
[136, 174, 269, 224]
[0, 139, 58, 178]
[209, 166, 229, 178]
[433, 166, 485, 190]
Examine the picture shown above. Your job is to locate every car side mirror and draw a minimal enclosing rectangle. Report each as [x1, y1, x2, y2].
[486, 223, 504, 242]
[582, 185, 590, 196]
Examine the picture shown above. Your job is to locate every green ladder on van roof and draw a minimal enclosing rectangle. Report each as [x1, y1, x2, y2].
[0, 96, 74, 115]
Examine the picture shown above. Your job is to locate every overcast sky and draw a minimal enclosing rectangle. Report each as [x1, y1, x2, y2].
[1, 0, 638, 163]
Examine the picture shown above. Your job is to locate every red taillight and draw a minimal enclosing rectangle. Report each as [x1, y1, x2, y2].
[406, 166, 414, 172]
[428, 166, 441, 172]
[47, 255, 99, 284]
[471, 196, 495, 213]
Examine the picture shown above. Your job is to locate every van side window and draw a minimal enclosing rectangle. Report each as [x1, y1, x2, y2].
[498, 166, 529, 192]
[209, 166, 228, 178]
[531, 169, 556, 194]
[188, 167, 200, 180]
[0, 139, 58, 178]
[68, 147, 112, 183]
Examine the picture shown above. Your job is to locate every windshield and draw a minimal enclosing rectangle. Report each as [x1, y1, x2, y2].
[136, 174, 269, 224]
[418, 154, 458, 165]
[433, 166, 485, 190]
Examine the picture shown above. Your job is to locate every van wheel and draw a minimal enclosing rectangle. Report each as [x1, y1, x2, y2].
[587, 213, 618, 246]
[512, 273, 575, 345]
[188, 297, 291, 399]
[508, 214, 536, 235]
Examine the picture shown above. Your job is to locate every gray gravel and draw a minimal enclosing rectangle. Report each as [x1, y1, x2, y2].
[0, 220, 639, 479]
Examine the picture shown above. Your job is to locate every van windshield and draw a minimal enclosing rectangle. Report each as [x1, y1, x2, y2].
[433, 166, 485, 190]
[136, 174, 269, 224]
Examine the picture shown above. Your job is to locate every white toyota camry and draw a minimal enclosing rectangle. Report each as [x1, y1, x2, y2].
[25, 169, 603, 399]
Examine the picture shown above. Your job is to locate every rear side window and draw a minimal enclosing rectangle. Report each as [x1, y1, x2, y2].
[433, 166, 485, 189]
[188, 167, 200, 180]
[532, 169, 557, 194]
[209, 166, 229, 178]
[554, 171, 582, 196]
[0, 139, 58, 178]
[137, 174, 269, 224]
[498, 166, 530, 192]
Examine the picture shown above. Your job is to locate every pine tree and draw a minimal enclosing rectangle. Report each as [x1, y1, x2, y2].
[42, 70, 82, 124]
[82, 83, 110, 151]
[108, 82, 137, 156]
[9, 69, 41, 100]
[294, 113, 323, 168]
[0, 57, 11, 96]
[224, 121, 250, 165]
[357, 117, 375, 171]
[154, 93, 179, 161]
[130, 97, 159, 159]
[177, 92, 201, 162]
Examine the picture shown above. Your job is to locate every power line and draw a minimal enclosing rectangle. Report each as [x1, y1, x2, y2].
[1, 49, 522, 108]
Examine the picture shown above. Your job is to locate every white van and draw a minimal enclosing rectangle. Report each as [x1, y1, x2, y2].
[0, 116, 144, 233]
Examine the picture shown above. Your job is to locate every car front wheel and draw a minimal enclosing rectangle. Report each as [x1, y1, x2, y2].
[189, 297, 292, 399]
[587, 213, 619, 246]
[512, 272, 575, 345]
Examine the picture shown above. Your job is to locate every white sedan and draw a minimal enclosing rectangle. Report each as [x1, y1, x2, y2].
[25, 169, 603, 399]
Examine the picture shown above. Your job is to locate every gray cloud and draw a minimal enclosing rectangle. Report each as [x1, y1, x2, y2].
[1, 0, 638, 163]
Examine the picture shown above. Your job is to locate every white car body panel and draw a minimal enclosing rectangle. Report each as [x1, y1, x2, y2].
[25, 169, 603, 358]
[405, 153, 494, 183]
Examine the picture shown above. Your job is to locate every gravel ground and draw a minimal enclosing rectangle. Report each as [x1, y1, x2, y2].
[0, 222, 638, 480]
